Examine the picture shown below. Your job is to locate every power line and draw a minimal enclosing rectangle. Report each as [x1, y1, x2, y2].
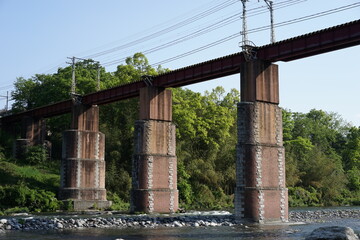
[9, 0, 358, 81]
[30, 0, 304, 75]
[101, 0, 307, 67]
[74, 0, 225, 58]
[246, 2, 360, 35]
[102, 14, 242, 67]
[149, 2, 360, 67]
[82, 0, 238, 59]
[100, 0, 304, 65]
[151, 33, 241, 66]
[32, 0, 237, 76]
[0, 84, 14, 90]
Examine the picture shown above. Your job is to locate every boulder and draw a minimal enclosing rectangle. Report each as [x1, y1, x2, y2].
[306, 226, 359, 240]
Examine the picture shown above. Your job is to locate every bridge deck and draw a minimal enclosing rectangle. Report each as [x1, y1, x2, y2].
[2, 19, 360, 123]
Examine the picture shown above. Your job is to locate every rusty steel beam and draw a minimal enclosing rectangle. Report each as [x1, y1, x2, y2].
[153, 53, 244, 88]
[257, 19, 360, 62]
[82, 80, 146, 106]
[1, 100, 73, 124]
[2, 19, 360, 124]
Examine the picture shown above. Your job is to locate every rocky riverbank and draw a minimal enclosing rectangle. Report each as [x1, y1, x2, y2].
[0, 211, 235, 231]
[289, 209, 360, 222]
[0, 209, 359, 232]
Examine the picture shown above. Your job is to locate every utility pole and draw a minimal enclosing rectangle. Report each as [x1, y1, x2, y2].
[66, 57, 102, 96]
[5, 91, 8, 111]
[240, 0, 257, 61]
[0, 91, 9, 111]
[241, 0, 249, 48]
[67, 56, 76, 96]
[264, 0, 275, 43]
[96, 62, 101, 91]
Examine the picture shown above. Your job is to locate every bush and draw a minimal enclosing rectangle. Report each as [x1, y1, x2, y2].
[25, 145, 47, 165]
[177, 162, 193, 206]
[4, 207, 29, 215]
[60, 200, 74, 211]
[107, 192, 129, 211]
[0, 184, 60, 212]
[288, 186, 320, 207]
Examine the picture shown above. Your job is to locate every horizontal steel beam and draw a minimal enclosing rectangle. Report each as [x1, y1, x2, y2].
[2, 19, 360, 124]
[257, 19, 360, 62]
[153, 53, 244, 88]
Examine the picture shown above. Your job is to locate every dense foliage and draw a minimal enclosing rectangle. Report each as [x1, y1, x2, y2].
[0, 158, 61, 214]
[284, 110, 360, 206]
[0, 53, 359, 213]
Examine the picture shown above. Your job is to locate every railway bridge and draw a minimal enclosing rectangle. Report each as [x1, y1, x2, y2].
[1, 19, 360, 222]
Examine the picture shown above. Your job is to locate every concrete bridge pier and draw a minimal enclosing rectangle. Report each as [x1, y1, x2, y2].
[14, 116, 47, 159]
[131, 86, 178, 213]
[59, 103, 111, 210]
[235, 60, 288, 223]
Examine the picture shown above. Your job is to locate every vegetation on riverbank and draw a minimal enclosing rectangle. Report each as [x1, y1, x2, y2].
[0, 53, 359, 214]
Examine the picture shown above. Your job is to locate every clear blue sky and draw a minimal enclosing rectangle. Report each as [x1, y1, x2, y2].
[0, 0, 359, 126]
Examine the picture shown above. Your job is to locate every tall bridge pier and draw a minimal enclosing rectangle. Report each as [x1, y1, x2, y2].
[131, 86, 178, 213]
[59, 102, 111, 210]
[235, 60, 288, 222]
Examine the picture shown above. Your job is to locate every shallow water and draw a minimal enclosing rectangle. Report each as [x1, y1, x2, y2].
[2, 208, 360, 240]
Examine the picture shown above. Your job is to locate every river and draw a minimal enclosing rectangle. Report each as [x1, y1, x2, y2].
[1, 207, 359, 240]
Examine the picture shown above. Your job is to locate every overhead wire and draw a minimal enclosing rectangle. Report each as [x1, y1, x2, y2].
[0, 84, 14, 91]
[74, 0, 225, 57]
[150, 2, 360, 66]
[101, 0, 306, 67]
[36, 0, 306, 74]
[100, 0, 304, 64]
[11, 0, 358, 84]
[36, 0, 238, 75]
[82, 0, 238, 59]
[246, 2, 360, 34]
[151, 33, 241, 66]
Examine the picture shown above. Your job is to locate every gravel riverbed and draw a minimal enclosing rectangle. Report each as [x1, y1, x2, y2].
[0, 209, 359, 232]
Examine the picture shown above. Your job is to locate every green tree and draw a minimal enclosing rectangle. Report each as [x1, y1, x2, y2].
[284, 109, 351, 206]
[173, 87, 239, 208]
[342, 127, 360, 170]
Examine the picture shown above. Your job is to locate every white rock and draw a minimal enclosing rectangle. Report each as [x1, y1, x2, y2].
[0, 219, 7, 224]
[210, 222, 218, 227]
[173, 221, 182, 227]
[56, 223, 64, 229]
[76, 220, 84, 227]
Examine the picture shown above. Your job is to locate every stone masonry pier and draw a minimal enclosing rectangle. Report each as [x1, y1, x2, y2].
[131, 86, 178, 213]
[235, 60, 288, 222]
[59, 102, 111, 210]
